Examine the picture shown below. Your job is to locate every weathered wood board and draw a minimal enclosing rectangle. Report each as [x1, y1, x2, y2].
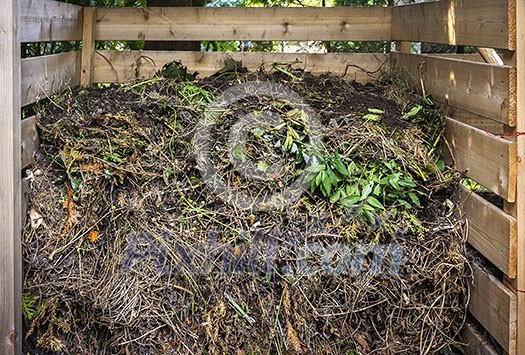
[0, 0, 22, 353]
[95, 7, 392, 42]
[469, 262, 517, 354]
[93, 50, 388, 83]
[392, 0, 516, 49]
[21, 51, 81, 106]
[445, 117, 516, 202]
[391, 52, 516, 126]
[459, 186, 517, 278]
[21, 116, 39, 169]
[20, 0, 83, 42]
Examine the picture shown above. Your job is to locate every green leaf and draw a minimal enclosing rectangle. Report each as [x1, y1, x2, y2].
[232, 144, 245, 161]
[436, 159, 445, 171]
[346, 183, 359, 196]
[361, 183, 373, 200]
[283, 131, 293, 150]
[399, 199, 412, 209]
[368, 108, 384, 114]
[408, 192, 421, 206]
[348, 161, 357, 173]
[257, 160, 269, 172]
[389, 177, 400, 190]
[398, 179, 417, 188]
[315, 170, 324, 187]
[403, 104, 422, 119]
[303, 172, 317, 184]
[373, 184, 382, 195]
[333, 158, 349, 176]
[330, 189, 342, 204]
[378, 176, 389, 185]
[305, 164, 326, 173]
[310, 180, 317, 193]
[326, 167, 340, 185]
[272, 122, 286, 131]
[366, 196, 385, 209]
[363, 210, 375, 223]
[362, 113, 380, 122]
[341, 195, 360, 207]
[322, 175, 332, 196]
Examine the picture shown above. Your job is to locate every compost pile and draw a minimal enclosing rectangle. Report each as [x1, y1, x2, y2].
[23, 63, 469, 354]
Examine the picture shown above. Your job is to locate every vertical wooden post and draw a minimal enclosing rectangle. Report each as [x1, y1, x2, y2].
[395, 41, 412, 53]
[515, 1, 525, 354]
[81, 7, 96, 87]
[0, 0, 22, 353]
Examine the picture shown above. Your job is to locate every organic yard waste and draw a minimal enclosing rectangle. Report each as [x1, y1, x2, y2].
[23, 61, 470, 354]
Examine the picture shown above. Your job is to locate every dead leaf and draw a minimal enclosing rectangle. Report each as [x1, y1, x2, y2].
[30, 207, 44, 230]
[62, 187, 79, 235]
[80, 163, 104, 175]
[88, 230, 100, 243]
[283, 284, 305, 353]
[356, 334, 370, 354]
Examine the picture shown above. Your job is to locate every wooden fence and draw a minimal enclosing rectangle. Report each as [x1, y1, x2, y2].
[0, 0, 523, 353]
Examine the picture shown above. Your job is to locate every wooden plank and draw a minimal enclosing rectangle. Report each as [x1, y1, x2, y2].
[20, 0, 83, 43]
[21, 116, 39, 169]
[446, 106, 505, 135]
[95, 7, 392, 42]
[395, 41, 412, 53]
[391, 52, 516, 126]
[514, 0, 525, 353]
[81, 7, 96, 87]
[392, 0, 516, 49]
[93, 50, 388, 83]
[21, 178, 30, 227]
[461, 322, 501, 355]
[430, 53, 484, 62]
[459, 186, 517, 278]
[21, 51, 81, 107]
[0, 0, 22, 352]
[477, 47, 504, 66]
[469, 262, 517, 354]
[445, 117, 516, 202]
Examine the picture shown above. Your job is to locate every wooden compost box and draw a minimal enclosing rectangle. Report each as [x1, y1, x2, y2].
[0, 0, 523, 353]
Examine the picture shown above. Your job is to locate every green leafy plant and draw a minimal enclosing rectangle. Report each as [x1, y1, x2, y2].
[362, 108, 384, 122]
[304, 154, 423, 223]
[22, 292, 37, 324]
[156, 60, 198, 82]
[461, 178, 486, 191]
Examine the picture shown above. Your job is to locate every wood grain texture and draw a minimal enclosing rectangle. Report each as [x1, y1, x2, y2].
[93, 50, 388, 83]
[431, 53, 484, 62]
[0, 0, 22, 353]
[81, 7, 96, 87]
[469, 262, 517, 354]
[461, 322, 501, 355]
[459, 186, 517, 278]
[392, 0, 515, 49]
[477, 47, 504, 65]
[391, 52, 516, 126]
[21, 51, 81, 106]
[514, 0, 525, 353]
[445, 117, 516, 202]
[21, 116, 39, 169]
[21, 178, 30, 227]
[95, 7, 392, 41]
[20, 0, 82, 43]
[446, 106, 505, 135]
